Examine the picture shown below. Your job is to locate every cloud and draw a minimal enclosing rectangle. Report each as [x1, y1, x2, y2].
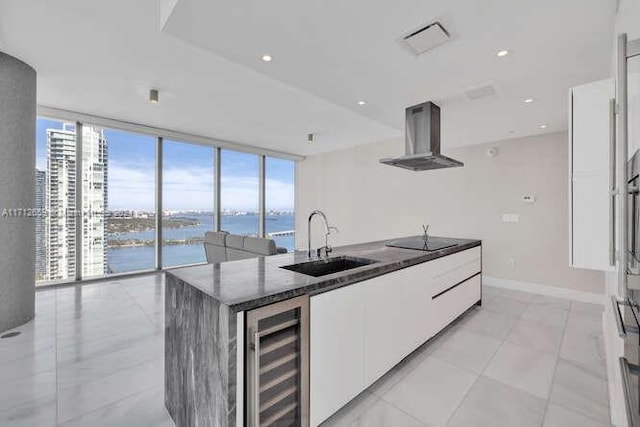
[106, 163, 294, 211]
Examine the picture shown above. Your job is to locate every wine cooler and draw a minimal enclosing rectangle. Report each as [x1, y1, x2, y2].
[246, 295, 309, 427]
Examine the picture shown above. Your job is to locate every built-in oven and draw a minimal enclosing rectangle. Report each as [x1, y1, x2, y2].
[622, 150, 640, 427]
[615, 32, 640, 427]
[629, 151, 640, 275]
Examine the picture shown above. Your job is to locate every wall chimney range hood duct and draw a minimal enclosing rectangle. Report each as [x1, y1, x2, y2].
[380, 101, 463, 171]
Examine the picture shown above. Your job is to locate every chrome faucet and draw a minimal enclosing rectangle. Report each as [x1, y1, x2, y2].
[308, 210, 333, 258]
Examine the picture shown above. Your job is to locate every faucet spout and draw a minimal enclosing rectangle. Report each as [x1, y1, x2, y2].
[308, 210, 331, 258]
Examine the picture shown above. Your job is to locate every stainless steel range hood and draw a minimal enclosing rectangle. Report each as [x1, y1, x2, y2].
[380, 101, 463, 171]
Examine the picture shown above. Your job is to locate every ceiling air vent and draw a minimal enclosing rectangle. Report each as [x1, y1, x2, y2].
[402, 22, 450, 56]
[463, 82, 497, 100]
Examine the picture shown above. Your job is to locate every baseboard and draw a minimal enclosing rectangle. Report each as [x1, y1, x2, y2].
[483, 275, 605, 305]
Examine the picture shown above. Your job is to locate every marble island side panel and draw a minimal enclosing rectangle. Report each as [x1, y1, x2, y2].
[165, 273, 238, 427]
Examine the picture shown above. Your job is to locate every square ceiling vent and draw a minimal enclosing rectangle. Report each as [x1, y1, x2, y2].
[402, 22, 450, 56]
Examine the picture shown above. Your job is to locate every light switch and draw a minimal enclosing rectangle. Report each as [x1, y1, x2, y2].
[502, 214, 520, 223]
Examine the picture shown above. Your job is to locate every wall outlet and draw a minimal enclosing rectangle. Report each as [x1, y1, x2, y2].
[522, 195, 536, 203]
[502, 213, 520, 223]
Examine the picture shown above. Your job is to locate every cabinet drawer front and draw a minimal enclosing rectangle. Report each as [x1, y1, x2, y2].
[432, 274, 481, 332]
[429, 247, 481, 297]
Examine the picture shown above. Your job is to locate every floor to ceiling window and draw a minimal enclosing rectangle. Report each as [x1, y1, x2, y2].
[220, 149, 259, 236]
[83, 126, 156, 276]
[265, 157, 295, 252]
[34, 114, 297, 285]
[162, 140, 215, 267]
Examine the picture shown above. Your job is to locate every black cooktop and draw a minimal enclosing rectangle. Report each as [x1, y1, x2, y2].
[386, 238, 457, 252]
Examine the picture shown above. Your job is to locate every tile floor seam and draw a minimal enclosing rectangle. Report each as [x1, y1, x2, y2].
[54, 359, 164, 424]
[55, 383, 160, 427]
[376, 356, 474, 427]
[550, 354, 613, 426]
[120, 273, 163, 325]
[374, 396, 431, 427]
[440, 321, 516, 425]
[540, 293, 571, 426]
[440, 334, 507, 427]
[55, 353, 162, 394]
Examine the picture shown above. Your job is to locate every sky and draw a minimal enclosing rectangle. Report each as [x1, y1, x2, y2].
[36, 118, 295, 211]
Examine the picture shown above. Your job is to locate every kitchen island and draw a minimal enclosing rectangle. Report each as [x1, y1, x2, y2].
[165, 236, 482, 427]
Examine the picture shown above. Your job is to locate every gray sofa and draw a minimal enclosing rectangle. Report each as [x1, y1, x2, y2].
[203, 231, 287, 263]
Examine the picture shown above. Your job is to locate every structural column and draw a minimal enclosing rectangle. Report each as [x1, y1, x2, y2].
[0, 51, 36, 333]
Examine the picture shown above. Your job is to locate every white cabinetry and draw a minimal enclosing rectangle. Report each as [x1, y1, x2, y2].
[569, 79, 615, 271]
[310, 281, 366, 427]
[309, 247, 482, 426]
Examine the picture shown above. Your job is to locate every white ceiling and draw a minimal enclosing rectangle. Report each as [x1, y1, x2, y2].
[0, 0, 617, 156]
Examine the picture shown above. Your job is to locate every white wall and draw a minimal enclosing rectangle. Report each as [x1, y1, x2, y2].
[296, 131, 604, 295]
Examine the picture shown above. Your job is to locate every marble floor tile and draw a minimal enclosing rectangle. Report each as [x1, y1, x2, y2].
[559, 327, 606, 375]
[481, 285, 503, 297]
[0, 370, 57, 412]
[57, 335, 162, 390]
[543, 403, 611, 427]
[0, 393, 57, 427]
[570, 301, 605, 318]
[506, 318, 565, 354]
[322, 394, 426, 427]
[521, 304, 569, 328]
[457, 309, 520, 340]
[496, 288, 536, 303]
[431, 328, 502, 374]
[0, 274, 613, 427]
[57, 358, 164, 423]
[0, 330, 56, 365]
[549, 359, 610, 424]
[0, 346, 56, 384]
[382, 357, 477, 426]
[446, 376, 547, 427]
[481, 295, 530, 318]
[59, 386, 174, 427]
[320, 391, 379, 426]
[529, 295, 572, 310]
[56, 323, 159, 365]
[483, 342, 557, 399]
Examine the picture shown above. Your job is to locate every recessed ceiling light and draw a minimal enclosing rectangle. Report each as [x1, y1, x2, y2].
[357, 100, 367, 106]
[524, 98, 534, 104]
[261, 54, 273, 62]
[496, 50, 510, 57]
[540, 124, 548, 129]
[149, 89, 159, 104]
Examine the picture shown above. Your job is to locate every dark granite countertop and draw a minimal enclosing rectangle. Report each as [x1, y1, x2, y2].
[166, 236, 481, 313]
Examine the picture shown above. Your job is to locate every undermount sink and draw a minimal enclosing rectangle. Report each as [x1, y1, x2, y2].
[280, 256, 378, 277]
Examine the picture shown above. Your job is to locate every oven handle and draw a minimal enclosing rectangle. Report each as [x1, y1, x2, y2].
[610, 98, 617, 267]
[613, 296, 628, 337]
[612, 296, 640, 337]
[620, 357, 640, 427]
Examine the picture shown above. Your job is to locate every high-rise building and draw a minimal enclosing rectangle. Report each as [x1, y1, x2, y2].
[45, 124, 108, 281]
[35, 169, 46, 281]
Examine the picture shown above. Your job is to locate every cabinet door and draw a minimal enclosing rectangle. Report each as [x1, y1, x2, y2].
[401, 261, 439, 349]
[310, 282, 365, 426]
[363, 267, 414, 387]
[571, 173, 610, 269]
[571, 79, 614, 174]
[570, 78, 615, 271]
